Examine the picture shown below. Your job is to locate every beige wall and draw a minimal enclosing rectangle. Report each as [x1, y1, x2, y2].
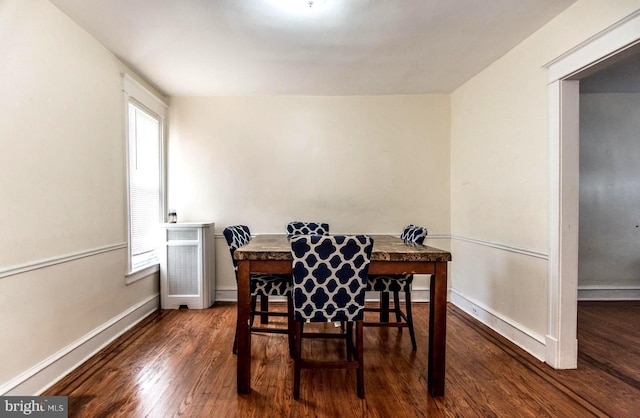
[4, 0, 639, 392]
[450, 0, 640, 353]
[168, 95, 451, 291]
[0, 0, 159, 392]
[1, 0, 125, 265]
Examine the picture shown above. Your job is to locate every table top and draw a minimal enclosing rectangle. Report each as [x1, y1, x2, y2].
[234, 234, 452, 262]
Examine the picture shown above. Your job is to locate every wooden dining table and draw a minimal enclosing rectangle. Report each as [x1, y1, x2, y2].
[233, 234, 452, 397]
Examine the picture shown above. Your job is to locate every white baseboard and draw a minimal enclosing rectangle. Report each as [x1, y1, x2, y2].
[0, 294, 160, 396]
[545, 333, 577, 369]
[216, 287, 432, 303]
[407, 288, 429, 302]
[578, 285, 640, 301]
[216, 287, 242, 302]
[449, 289, 546, 361]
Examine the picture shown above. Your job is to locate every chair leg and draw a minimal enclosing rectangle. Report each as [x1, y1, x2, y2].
[346, 322, 354, 361]
[405, 289, 417, 350]
[260, 295, 269, 324]
[292, 319, 364, 399]
[393, 290, 402, 332]
[293, 322, 303, 400]
[380, 291, 390, 322]
[356, 321, 364, 399]
[287, 295, 295, 357]
[250, 296, 257, 328]
[232, 324, 238, 354]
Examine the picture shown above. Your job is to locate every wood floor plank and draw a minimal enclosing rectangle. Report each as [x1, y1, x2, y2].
[43, 302, 640, 417]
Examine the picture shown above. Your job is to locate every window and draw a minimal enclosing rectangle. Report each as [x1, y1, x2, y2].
[123, 74, 167, 280]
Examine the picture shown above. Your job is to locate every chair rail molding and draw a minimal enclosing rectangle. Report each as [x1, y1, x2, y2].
[0, 243, 127, 280]
[451, 235, 547, 260]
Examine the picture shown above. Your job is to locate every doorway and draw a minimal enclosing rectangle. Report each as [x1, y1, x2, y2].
[578, 51, 640, 300]
[575, 51, 640, 384]
[545, 11, 640, 369]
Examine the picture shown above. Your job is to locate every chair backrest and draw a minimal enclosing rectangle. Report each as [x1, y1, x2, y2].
[400, 225, 427, 245]
[290, 235, 373, 323]
[286, 221, 330, 236]
[223, 225, 252, 272]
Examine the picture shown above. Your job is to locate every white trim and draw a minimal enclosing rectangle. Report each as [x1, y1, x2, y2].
[0, 243, 127, 279]
[451, 235, 548, 259]
[547, 80, 580, 369]
[450, 289, 546, 361]
[578, 285, 640, 301]
[0, 294, 159, 396]
[123, 73, 167, 276]
[545, 10, 640, 370]
[121, 73, 168, 117]
[545, 10, 640, 81]
[125, 263, 160, 285]
[400, 287, 430, 302]
[215, 287, 243, 302]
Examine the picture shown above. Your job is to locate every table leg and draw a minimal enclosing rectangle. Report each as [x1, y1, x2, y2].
[428, 261, 447, 396]
[237, 260, 252, 394]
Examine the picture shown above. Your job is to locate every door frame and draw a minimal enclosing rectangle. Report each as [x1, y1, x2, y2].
[545, 10, 640, 368]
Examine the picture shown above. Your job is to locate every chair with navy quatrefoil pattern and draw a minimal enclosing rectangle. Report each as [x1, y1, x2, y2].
[285, 221, 330, 236]
[290, 235, 373, 399]
[223, 225, 294, 355]
[364, 224, 427, 350]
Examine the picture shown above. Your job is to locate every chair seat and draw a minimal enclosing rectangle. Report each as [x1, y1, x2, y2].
[366, 274, 413, 293]
[251, 274, 291, 296]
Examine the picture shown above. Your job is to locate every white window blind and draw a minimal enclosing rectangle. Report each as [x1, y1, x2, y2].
[128, 102, 161, 270]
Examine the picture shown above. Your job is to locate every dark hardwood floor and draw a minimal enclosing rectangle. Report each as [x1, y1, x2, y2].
[44, 301, 640, 417]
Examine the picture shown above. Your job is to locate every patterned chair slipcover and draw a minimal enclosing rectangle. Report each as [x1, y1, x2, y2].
[223, 225, 291, 297]
[367, 225, 427, 293]
[223, 225, 293, 355]
[290, 235, 373, 399]
[285, 221, 330, 237]
[291, 235, 373, 323]
[400, 224, 428, 245]
[365, 224, 427, 350]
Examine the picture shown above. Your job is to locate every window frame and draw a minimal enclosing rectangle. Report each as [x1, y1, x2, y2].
[122, 73, 168, 283]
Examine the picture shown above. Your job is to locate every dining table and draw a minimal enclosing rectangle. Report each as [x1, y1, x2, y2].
[233, 234, 452, 397]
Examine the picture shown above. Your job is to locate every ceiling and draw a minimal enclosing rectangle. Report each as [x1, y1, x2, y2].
[50, 0, 577, 96]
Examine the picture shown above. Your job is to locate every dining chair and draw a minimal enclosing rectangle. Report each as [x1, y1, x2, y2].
[364, 224, 427, 350]
[285, 221, 330, 236]
[290, 235, 373, 399]
[223, 225, 294, 355]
